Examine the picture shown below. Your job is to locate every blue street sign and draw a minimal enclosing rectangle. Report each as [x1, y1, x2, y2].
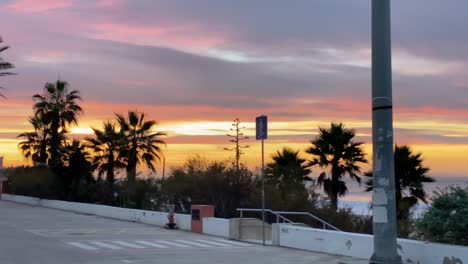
[256, 115, 267, 140]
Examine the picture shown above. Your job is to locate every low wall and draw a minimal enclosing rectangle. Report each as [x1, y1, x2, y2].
[280, 225, 468, 264]
[1, 194, 191, 231]
[228, 218, 271, 242]
[202, 217, 229, 238]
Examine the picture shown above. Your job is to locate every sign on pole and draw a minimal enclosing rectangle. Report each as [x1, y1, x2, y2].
[256, 115, 267, 246]
[256, 115, 267, 140]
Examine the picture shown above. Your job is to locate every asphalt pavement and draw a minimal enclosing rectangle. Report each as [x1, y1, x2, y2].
[0, 200, 368, 264]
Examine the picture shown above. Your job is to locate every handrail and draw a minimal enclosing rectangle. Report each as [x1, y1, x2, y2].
[236, 208, 341, 231]
[236, 208, 293, 223]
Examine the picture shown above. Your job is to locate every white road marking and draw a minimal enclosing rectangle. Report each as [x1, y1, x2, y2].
[134, 241, 168, 248]
[211, 239, 251, 246]
[175, 239, 213, 248]
[155, 240, 191, 248]
[195, 239, 232, 247]
[89, 241, 123, 249]
[67, 242, 99, 251]
[112, 240, 147, 249]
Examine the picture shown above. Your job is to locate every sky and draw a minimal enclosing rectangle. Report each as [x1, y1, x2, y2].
[1, 0, 468, 185]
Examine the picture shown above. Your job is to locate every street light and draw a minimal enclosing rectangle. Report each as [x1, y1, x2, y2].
[370, 0, 402, 263]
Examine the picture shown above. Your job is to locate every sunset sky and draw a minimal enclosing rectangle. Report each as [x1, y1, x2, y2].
[1, 0, 468, 183]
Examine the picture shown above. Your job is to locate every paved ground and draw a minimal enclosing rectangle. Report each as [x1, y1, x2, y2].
[0, 200, 368, 264]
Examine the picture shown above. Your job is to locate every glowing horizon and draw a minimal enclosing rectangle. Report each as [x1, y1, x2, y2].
[1, 0, 468, 181]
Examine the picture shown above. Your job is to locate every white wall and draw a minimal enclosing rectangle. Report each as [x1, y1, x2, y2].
[1, 194, 191, 231]
[202, 217, 229, 238]
[280, 225, 468, 264]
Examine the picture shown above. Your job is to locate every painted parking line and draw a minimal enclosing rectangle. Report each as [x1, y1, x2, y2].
[195, 239, 232, 247]
[210, 239, 251, 247]
[134, 241, 168, 249]
[89, 241, 123, 250]
[67, 242, 99, 251]
[155, 240, 191, 248]
[112, 241, 146, 249]
[67, 238, 252, 251]
[174, 240, 213, 248]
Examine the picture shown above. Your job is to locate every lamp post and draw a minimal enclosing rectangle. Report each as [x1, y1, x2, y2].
[370, 0, 402, 263]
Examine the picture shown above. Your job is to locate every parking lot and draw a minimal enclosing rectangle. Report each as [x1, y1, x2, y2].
[0, 200, 367, 264]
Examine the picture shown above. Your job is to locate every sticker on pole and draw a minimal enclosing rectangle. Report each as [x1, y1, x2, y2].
[256, 115, 267, 140]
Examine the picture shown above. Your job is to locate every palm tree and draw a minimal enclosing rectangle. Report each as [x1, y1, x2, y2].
[305, 123, 368, 209]
[17, 116, 50, 166]
[32, 80, 83, 169]
[115, 111, 166, 182]
[60, 140, 93, 200]
[0, 36, 15, 98]
[265, 147, 312, 187]
[365, 145, 434, 220]
[86, 121, 125, 189]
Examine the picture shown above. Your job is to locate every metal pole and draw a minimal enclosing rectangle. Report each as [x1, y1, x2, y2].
[261, 138, 265, 246]
[370, 1, 401, 263]
[162, 156, 166, 180]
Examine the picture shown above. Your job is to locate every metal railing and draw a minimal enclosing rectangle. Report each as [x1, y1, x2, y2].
[236, 208, 341, 231]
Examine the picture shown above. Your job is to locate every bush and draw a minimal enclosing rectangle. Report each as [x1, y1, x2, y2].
[415, 186, 468, 246]
[161, 158, 257, 218]
[6, 166, 60, 199]
[120, 179, 161, 210]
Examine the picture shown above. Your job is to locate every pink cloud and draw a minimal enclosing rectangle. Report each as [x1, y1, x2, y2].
[7, 0, 74, 13]
[96, 0, 123, 8]
[87, 23, 225, 50]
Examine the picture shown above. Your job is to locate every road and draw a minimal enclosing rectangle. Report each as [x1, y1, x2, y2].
[0, 200, 367, 264]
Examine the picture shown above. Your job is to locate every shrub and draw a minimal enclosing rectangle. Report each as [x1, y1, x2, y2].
[6, 166, 60, 199]
[415, 186, 468, 246]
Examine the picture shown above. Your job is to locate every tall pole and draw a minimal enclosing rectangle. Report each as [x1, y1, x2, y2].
[261, 138, 265, 246]
[370, 1, 402, 263]
[162, 156, 166, 180]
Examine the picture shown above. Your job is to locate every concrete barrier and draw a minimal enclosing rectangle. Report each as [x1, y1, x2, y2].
[279, 225, 468, 264]
[1, 194, 191, 231]
[228, 218, 271, 242]
[202, 217, 229, 238]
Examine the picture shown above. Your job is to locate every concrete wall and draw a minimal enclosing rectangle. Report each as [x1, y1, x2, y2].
[228, 218, 271, 242]
[202, 217, 229, 238]
[1, 194, 191, 231]
[280, 225, 468, 264]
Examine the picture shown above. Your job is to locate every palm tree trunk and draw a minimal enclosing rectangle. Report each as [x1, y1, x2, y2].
[49, 119, 61, 169]
[330, 194, 338, 210]
[127, 146, 137, 182]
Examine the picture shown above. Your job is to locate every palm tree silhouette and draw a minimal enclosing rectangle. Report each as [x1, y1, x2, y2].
[86, 121, 125, 189]
[0, 36, 15, 98]
[365, 145, 435, 220]
[17, 116, 51, 166]
[265, 147, 312, 187]
[32, 80, 82, 169]
[306, 123, 367, 209]
[115, 111, 166, 182]
[60, 139, 93, 200]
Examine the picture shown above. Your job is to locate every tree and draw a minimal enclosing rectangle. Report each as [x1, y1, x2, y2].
[115, 111, 166, 182]
[0, 36, 15, 98]
[32, 80, 83, 169]
[265, 147, 312, 187]
[161, 157, 256, 217]
[416, 186, 468, 246]
[365, 145, 434, 220]
[17, 116, 50, 166]
[305, 123, 367, 209]
[86, 121, 125, 190]
[60, 140, 93, 201]
[224, 118, 250, 171]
